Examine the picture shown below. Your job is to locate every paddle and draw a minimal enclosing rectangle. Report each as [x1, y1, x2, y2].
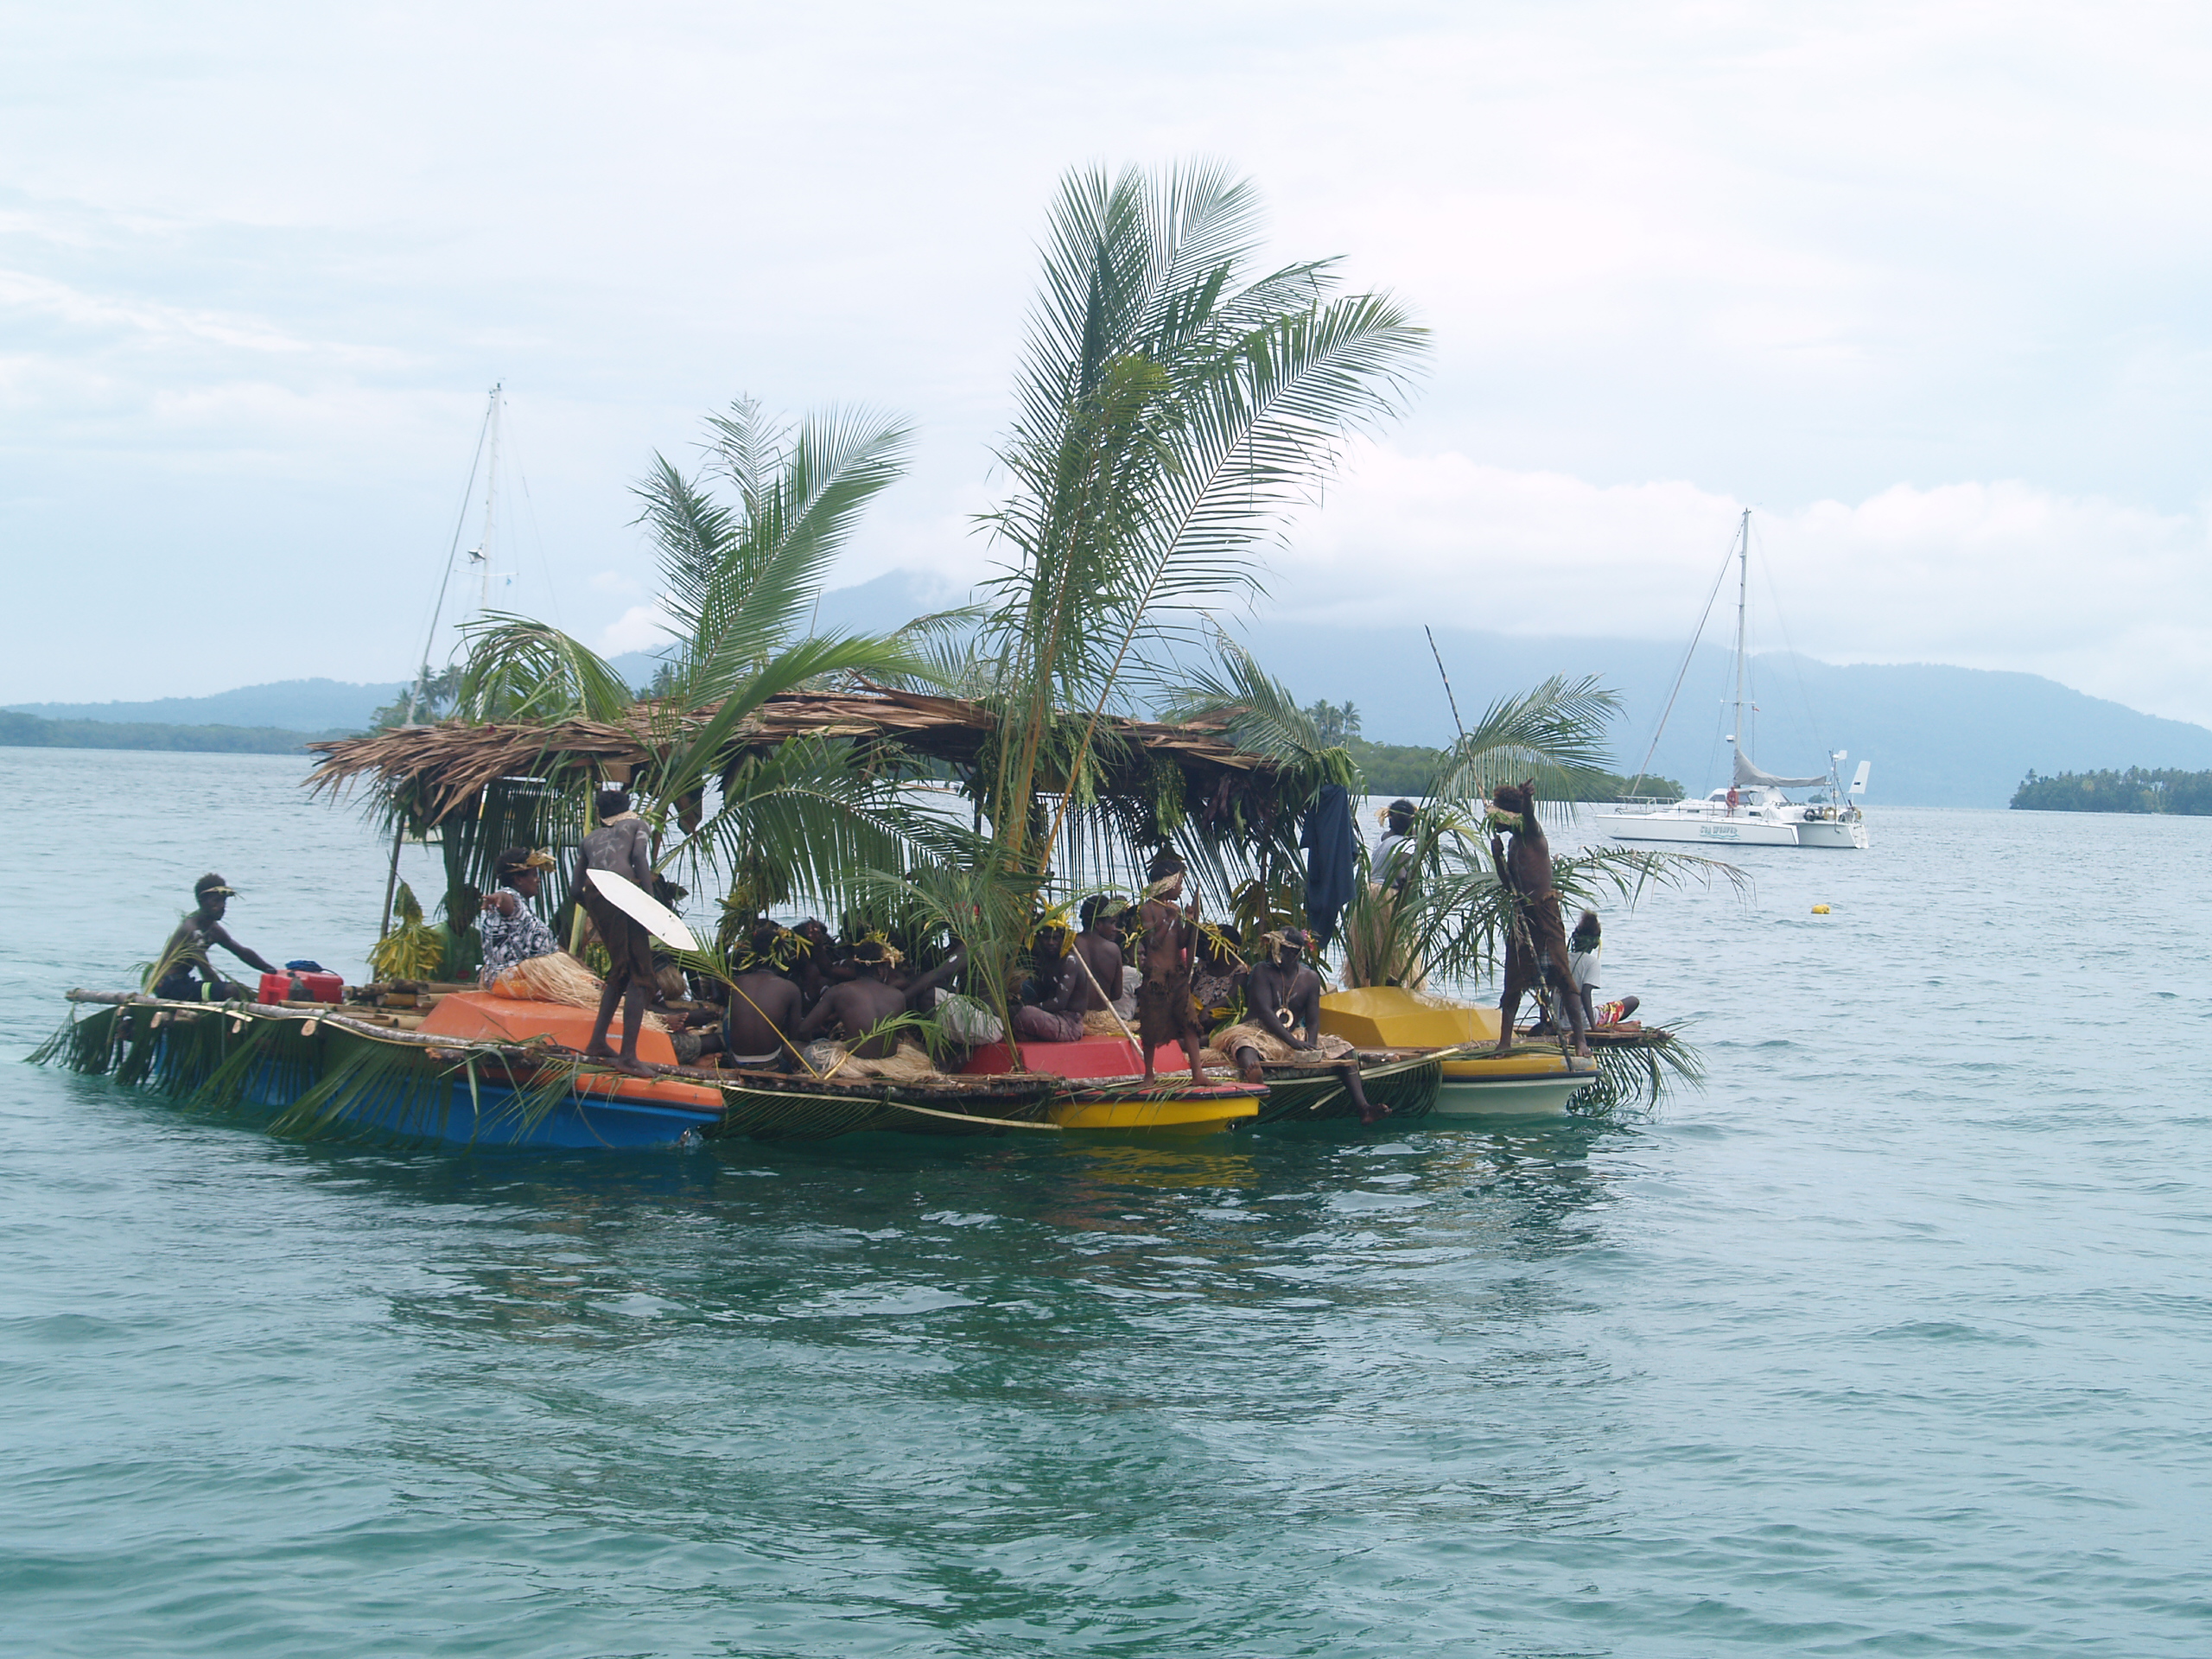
[582, 867, 700, 952]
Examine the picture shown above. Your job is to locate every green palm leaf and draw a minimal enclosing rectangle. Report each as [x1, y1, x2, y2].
[454, 616, 638, 724]
[1427, 676, 1622, 807]
[976, 161, 1428, 870]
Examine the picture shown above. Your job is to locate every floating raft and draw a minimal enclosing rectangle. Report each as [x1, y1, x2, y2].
[36, 990, 1262, 1149]
[1247, 1049, 1444, 1125]
[1319, 987, 1600, 1116]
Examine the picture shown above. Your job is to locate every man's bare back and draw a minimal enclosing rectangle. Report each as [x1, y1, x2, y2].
[796, 977, 910, 1058]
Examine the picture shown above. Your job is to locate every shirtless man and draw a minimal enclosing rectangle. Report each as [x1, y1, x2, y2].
[1014, 901, 1128, 1042]
[1135, 851, 1207, 1086]
[720, 923, 804, 1071]
[1232, 927, 1384, 1123]
[154, 874, 282, 1001]
[1012, 932, 1087, 1044]
[575, 787, 658, 1075]
[1488, 779, 1591, 1058]
[794, 939, 910, 1060]
[1069, 897, 1126, 1013]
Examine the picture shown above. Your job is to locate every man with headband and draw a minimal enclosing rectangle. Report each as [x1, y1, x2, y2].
[152, 874, 283, 1001]
[719, 922, 804, 1071]
[795, 938, 933, 1078]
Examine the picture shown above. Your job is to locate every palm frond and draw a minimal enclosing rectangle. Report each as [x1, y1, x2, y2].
[1428, 675, 1621, 807]
[454, 615, 638, 724]
[701, 396, 791, 521]
[1158, 636, 1325, 766]
[642, 631, 935, 830]
[632, 454, 739, 647]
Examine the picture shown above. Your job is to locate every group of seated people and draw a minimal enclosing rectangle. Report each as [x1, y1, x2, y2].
[484, 853, 956, 1078]
[149, 810, 1636, 1098]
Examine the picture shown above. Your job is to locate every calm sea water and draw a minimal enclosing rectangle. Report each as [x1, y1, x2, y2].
[3, 748, 2208, 1656]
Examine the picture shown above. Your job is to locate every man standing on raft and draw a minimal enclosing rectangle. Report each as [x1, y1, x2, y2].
[1135, 850, 1208, 1086]
[1488, 779, 1592, 1058]
[575, 787, 659, 1076]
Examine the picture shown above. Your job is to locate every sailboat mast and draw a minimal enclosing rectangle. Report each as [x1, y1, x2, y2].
[1731, 507, 1749, 772]
[477, 382, 503, 612]
[379, 382, 499, 938]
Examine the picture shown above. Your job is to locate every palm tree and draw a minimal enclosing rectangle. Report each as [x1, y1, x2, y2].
[433, 398, 940, 912]
[971, 160, 1428, 875]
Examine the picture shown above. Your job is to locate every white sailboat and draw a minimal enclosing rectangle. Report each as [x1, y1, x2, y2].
[1592, 510, 1870, 850]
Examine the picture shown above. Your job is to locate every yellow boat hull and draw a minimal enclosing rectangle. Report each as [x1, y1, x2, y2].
[1322, 988, 1592, 1116]
[1047, 1094, 1261, 1132]
[1318, 985, 1501, 1048]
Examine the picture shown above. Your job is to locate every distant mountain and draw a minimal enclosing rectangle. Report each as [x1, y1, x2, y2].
[20, 571, 2208, 805]
[1233, 621, 2212, 808]
[9, 677, 405, 734]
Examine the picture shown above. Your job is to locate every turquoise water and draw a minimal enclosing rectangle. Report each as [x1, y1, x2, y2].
[3, 749, 2208, 1656]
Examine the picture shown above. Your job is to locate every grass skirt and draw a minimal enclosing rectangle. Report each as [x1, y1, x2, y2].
[1205, 1022, 1354, 1066]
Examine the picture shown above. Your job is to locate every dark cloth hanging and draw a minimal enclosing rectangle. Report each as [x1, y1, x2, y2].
[1300, 783, 1357, 949]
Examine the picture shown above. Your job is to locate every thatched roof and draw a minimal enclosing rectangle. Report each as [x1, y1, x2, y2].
[306, 685, 1272, 824]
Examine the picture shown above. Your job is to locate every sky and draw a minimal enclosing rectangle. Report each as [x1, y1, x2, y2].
[7, 1, 2212, 726]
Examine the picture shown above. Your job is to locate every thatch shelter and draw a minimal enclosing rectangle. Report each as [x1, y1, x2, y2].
[306, 685, 1282, 830]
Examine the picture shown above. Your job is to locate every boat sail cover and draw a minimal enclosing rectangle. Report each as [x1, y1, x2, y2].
[1732, 746, 1827, 789]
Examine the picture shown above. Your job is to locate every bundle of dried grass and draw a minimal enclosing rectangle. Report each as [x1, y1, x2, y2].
[801, 1039, 938, 1082]
[488, 952, 669, 1033]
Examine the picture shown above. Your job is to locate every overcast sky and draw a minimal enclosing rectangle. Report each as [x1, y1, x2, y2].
[7, 2, 2212, 725]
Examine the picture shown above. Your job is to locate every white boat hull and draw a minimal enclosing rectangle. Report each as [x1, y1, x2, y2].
[1592, 805, 1869, 849]
[1431, 1074, 1588, 1116]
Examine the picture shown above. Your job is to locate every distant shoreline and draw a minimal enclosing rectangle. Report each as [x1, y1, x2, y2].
[0, 710, 353, 756]
[2010, 766, 2212, 816]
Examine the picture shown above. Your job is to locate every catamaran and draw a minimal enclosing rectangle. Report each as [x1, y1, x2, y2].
[1592, 509, 1870, 850]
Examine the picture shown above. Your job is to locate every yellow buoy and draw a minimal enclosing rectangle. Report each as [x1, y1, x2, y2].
[1811, 904, 1832, 914]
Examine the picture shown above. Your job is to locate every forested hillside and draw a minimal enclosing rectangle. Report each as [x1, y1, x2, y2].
[2010, 768, 2212, 814]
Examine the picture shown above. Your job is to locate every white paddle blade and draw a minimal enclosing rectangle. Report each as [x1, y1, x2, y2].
[583, 867, 701, 952]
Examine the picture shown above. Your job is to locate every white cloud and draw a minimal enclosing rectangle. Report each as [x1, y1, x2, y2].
[594, 604, 676, 658]
[1268, 443, 2212, 725]
[9, 3, 2212, 705]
